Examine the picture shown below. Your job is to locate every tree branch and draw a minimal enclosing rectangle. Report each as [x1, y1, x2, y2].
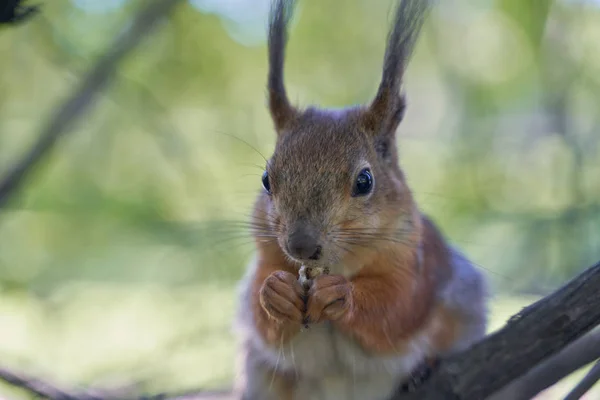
[0, 0, 184, 209]
[563, 359, 600, 400]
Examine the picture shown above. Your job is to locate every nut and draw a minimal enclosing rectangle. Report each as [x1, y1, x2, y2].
[299, 265, 329, 289]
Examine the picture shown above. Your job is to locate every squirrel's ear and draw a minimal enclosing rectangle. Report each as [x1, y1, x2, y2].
[267, 0, 299, 133]
[362, 88, 407, 137]
[362, 0, 430, 137]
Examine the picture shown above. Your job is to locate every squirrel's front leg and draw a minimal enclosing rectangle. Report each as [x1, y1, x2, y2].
[253, 268, 305, 345]
[305, 274, 353, 323]
[306, 269, 428, 354]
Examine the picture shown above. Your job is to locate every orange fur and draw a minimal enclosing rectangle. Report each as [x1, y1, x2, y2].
[428, 305, 463, 352]
[326, 215, 453, 354]
[251, 240, 303, 347]
[252, 206, 459, 356]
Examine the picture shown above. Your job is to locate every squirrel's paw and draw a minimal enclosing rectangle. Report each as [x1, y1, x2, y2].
[305, 274, 352, 324]
[259, 270, 306, 325]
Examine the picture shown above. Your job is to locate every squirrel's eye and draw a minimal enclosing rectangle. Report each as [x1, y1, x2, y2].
[353, 168, 373, 196]
[262, 170, 271, 194]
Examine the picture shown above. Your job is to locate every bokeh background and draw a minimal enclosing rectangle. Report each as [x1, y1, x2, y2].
[1, 0, 599, 398]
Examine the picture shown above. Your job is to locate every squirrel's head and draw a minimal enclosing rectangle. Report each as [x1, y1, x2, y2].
[254, 0, 430, 269]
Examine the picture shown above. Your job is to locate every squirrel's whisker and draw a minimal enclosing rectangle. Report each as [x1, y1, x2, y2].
[210, 129, 271, 166]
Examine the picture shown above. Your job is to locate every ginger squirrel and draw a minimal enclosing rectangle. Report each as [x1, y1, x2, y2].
[233, 0, 489, 399]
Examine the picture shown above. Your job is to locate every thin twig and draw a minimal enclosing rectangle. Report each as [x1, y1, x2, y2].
[563, 360, 600, 400]
[488, 327, 600, 400]
[0, 0, 184, 209]
[0, 364, 232, 400]
[0, 366, 101, 400]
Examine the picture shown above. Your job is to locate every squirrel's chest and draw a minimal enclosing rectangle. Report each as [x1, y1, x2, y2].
[282, 323, 346, 375]
[273, 322, 427, 400]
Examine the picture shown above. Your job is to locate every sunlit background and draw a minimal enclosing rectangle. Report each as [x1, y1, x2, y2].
[1, 0, 599, 398]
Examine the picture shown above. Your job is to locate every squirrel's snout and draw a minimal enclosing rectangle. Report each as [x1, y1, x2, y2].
[286, 228, 322, 261]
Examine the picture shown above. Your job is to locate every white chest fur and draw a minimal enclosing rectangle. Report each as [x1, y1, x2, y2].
[255, 321, 428, 400]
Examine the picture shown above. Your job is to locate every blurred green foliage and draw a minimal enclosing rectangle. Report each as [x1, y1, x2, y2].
[0, 0, 599, 398]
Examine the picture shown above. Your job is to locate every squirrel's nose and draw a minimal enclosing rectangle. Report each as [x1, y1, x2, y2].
[286, 230, 322, 261]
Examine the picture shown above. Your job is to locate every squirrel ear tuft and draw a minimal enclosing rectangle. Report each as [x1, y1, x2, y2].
[362, 89, 407, 137]
[363, 0, 430, 137]
[267, 0, 299, 133]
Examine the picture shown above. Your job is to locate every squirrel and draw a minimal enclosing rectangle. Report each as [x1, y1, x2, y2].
[232, 0, 489, 399]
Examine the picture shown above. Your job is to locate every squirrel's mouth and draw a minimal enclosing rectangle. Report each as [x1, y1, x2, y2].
[281, 248, 323, 266]
[279, 241, 330, 268]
